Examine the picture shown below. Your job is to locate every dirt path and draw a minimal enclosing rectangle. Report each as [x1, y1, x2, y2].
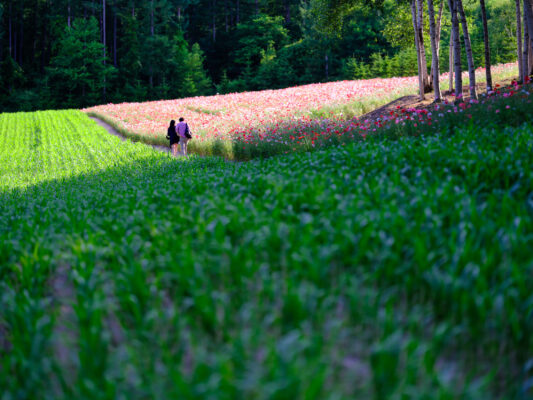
[358, 78, 516, 125]
[90, 116, 172, 155]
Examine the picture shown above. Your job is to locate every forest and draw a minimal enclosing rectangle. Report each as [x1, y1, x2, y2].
[0, 0, 522, 111]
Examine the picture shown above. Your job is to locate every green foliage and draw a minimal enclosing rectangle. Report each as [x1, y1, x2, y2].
[232, 14, 289, 67]
[177, 43, 213, 97]
[0, 55, 24, 93]
[343, 47, 418, 79]
[1, 100, 532, 398]
[0, 0, 521, 111]
[46, 18, 116, 108]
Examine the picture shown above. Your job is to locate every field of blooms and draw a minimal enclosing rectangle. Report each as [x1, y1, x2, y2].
[84, 63, 518, 159]
[2, 84, 533, 398]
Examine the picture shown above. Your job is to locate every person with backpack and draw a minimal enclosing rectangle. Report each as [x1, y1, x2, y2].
[176, 117, 192, 156]
[166, 120, 180, 156]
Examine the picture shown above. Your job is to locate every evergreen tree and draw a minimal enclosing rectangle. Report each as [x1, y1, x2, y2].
[47, 18, 116, 108]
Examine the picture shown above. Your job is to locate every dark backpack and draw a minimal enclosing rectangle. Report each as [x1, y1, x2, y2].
[185, 123, 192, 139]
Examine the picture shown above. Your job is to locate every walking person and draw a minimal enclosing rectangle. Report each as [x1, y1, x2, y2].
[166, 120, 180, 156]
[176, 117, 192, 156]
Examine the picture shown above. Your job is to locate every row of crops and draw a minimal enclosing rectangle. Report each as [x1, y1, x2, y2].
[1, 109, 532, 399]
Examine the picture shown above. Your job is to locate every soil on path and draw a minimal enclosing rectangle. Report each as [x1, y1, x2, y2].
[357, 78, 515, 125]
[90, 116, 173, 155]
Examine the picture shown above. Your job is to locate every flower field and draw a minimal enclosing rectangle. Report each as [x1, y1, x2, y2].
[84, 63, 518, 159]
[2, 84, 533, 398]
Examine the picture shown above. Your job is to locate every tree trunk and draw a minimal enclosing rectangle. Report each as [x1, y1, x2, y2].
[113, 12, 117, 67]
[237, 0, 240, 24]
[480, 0, 492, 91]
[524, 7, 530, 80]
[225, 0, 229, 31]
[529, 37, 533, 74]
[13, 31, 17, 65]
[411, 0, 425, 100]
[448, 0, 463, 99]
[19, 0, 24, 66]
[427, 0, 441, 101]
[457, 0, 476, 99]
[429, 1, 443, 89]
[255, 0, 259, 15]
[9, 0, 12, 57]
[150, 0, 154, 89]
[516, 0, 523, 82]
[212, 0, 216, 42]
[103, 0, 106, 62]
[416, 0, 430, 92]
[68, 0, 71, 27]
[325, 53, 329, 79]
[523, 0, 533, 39]
[150, 0, 154, 36]
[448, 22, 454, 93]
[103, 0, 106, 98]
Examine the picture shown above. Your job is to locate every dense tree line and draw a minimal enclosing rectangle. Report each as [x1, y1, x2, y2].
[0, 0, 521, 111]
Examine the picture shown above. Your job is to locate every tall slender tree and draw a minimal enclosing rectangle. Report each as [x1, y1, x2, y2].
[448, 0, 462, 99]
[0, 2, 3, 65]
[516, 0, 523, 82]
[479, 0, 492, 91]
[427, 0, 441, 101]
[456, 0, 476, 99]
[103, 0, 107, 97]
[524, 0, 533, 37]
[524, 2, 530, 79]
[416, 0, 430, 91]
[411, 0, 425, 100]
[449, 31, 454, 93]
[429, 2, 444, 89]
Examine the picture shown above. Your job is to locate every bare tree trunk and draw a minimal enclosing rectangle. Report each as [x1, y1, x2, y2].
[150, 0, 154, 36]
[516, 0, 523, 82]
[236, 0, 240, 24]
[68, 0, 71, 27]
[524, 7, 530, 79]
[428, 0, 441, 101]
[149, 0, 153, 89]
[411, 0, 425, 100]
[523, 0, 533, 39]
[457, 0, 476, 99]
[225, 0, 229, 31]
[255, 0, 259, 15]
[19, 0, 24, 66]
[113, 12, 117, 67]
[8, 0, 12, 57]
[448, 24, 454, 93]
[103, 0, 106, 61]
[13, 31, 17, 65]
[429, 1, 444, 89]
[103, 0, 106, 98]
[448, 0, 463, 99]
[417, 0, 430, 91]
[529, 37, 533, 73]
[325, 53, 329, 79]
[480, 0, 492, 91]
[212, 0, 216, 42]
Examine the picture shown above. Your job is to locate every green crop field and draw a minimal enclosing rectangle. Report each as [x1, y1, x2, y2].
[1, 99, 533, 399]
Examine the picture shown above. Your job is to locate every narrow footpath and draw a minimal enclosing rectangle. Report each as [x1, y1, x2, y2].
[90, 116, 171, 154]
